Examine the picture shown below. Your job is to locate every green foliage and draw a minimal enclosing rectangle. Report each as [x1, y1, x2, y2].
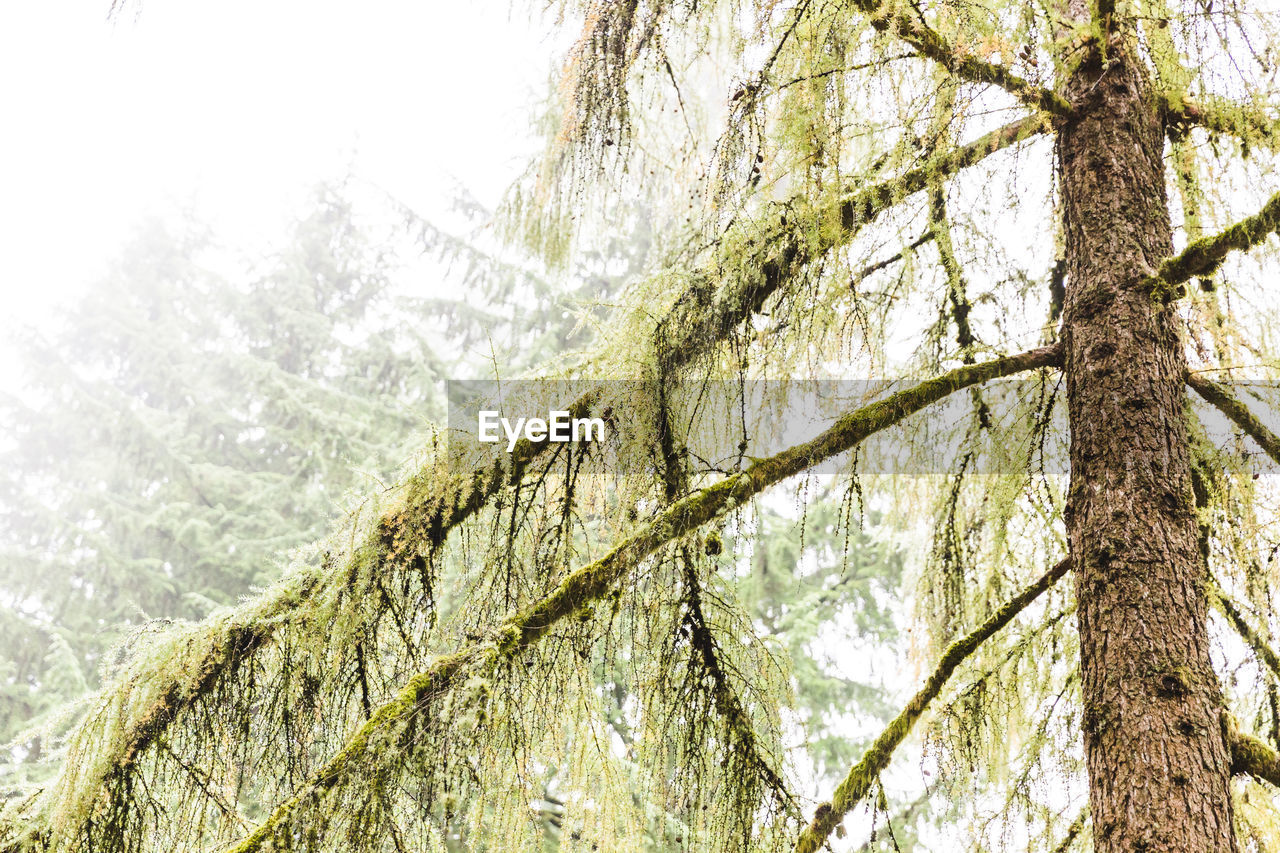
[0, 189, 438, 738]
[0, 181, 630, 746]
[7, 0, 1280, 851]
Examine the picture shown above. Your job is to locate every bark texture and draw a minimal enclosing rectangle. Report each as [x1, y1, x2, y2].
[1059, 46, 1238, 852]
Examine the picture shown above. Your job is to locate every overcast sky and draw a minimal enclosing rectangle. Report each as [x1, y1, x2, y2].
[0, 0, 566, 332]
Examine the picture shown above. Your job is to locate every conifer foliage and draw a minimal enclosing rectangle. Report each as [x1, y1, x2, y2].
[6, 1, 1280, 851]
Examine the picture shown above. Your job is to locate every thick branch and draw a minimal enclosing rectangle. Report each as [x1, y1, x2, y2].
[1149, 189, 1280, 301]
[851, 0, 1071, 117]
[1230, 728, 1280, 788]
[658, 113, 1051, 369]
[1187, 373, 1280, 467]
[794, 557, 1072, 853]
[1167, 97, 1280, 150]
[224, 345, 1062, 853]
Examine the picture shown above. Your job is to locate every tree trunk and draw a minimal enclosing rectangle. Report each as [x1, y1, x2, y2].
[1059, 44, 1238, 852]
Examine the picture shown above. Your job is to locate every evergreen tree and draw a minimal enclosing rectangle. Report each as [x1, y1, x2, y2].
[0, 181, 623, 746]
[6, 2, 1280, 852]
[0, 187, 447, 742]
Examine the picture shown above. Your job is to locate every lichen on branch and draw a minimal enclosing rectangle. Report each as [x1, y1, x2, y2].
[219, 345, 1062, 853]
[1149, 190, 1280, 302]
[794, 557, 1071, 853]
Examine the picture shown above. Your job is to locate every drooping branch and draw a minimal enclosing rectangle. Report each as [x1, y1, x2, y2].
[849, 0, 1071, 117]
[20, 390, 602, 848]
[675, 545, 796, 819]
[1211, 585, 1280, 682]
[793, 557, 1072, 853]
[223, 345, 1062, 853]
[23, 114, 1054, 851]
[659, 396, 795, 823]
[925, 79, 990, 424]
[1149, 189, 1280, 302]
[930, 183, 980, 361]
[658, 113, 1051, 370]
[1187, 373, 1280, 466]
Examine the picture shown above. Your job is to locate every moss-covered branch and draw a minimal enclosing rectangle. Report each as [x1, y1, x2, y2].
[850, 0, 1071, 117]
[222, 345, 1062, 853]
[21, 116, 1053, 852]
[1229, 727, 1280, 788]
[1187, 373, 1280, 467]
[658, 113, 1051, 369]
[9, 393, 602, 852]
[1049, 807, 1089, 853]
[1166, 96, 1280, 151]
[794, 557, 1071, 853]
[1148, 190, 1280, 302]
[1211, 586, 1280, 682]
[929, 183, 979, 360]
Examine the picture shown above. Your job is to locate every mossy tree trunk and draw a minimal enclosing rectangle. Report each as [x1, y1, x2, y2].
[1059, 32, 1239, 853]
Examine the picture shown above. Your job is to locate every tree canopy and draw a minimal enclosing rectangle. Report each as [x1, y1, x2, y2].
[6, 1, 1280, 851]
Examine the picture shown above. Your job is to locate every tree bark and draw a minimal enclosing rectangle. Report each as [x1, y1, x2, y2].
[1059, 42, 1238, 852]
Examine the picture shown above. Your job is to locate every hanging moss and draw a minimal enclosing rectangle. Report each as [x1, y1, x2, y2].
[15, 1, 1280, 850]
[794, 558, 1070, 853]
[208, 345, 1061, 853]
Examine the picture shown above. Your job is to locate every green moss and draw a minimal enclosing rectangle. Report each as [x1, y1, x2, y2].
[1229, 722, 1280, 787]
[795, 558, 1070, 853]
[1149, 189, 1280, 302]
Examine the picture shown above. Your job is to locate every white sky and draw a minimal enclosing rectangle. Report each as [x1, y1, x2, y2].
[0, 0, 567, 332]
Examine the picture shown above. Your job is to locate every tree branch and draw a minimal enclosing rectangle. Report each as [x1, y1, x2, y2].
[1230, 727, 1280, 788]
[1049, 806, 1089, 853]
[852, 231, 935, 284]
[794, 558, 1071, 853]
[1187, 373, 1280, 466]
[658, 113, 1051, 369]
[1167, 96, 1280, 150]
[1211, 586, 1280, 682]
[222, 345, 1062, 853]
[26, 116, 1053, 852]
[850, 0, 1071, 117]
[1148, 189, 1280, 302]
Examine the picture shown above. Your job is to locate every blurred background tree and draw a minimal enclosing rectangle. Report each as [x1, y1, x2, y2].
[0, 179, 639, 744]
